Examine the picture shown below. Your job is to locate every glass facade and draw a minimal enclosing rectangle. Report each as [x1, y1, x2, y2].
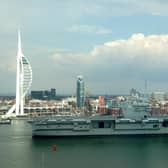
[76, 76, 84, 108]
[31, 88, 56, 100]
[50, 88, 56, 99]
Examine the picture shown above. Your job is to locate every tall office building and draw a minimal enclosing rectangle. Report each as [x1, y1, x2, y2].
[76, 76, 85, 108]
[4, 30, 32, 117]
[50, 88, 56, 99]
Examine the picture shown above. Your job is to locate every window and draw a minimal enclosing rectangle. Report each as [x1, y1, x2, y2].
[99, 122, 104, 128]
[153, 124, 158, 128]
[162, 120, 168, 127]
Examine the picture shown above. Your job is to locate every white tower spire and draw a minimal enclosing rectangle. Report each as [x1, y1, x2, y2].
[3, 29, 32, 118]
[18, 29, 22, 55]
[15, 29, 22, 115]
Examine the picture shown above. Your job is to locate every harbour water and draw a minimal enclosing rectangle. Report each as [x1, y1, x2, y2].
[1, 120, 168, 168]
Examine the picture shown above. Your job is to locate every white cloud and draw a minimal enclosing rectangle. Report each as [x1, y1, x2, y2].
[0, 49, 16, 73]
[80, 0, 168, 16]
[53, 33, 168, 67]
[66, 25, 112, 34]
[90, 33, 168, 61]
[50, 33, 168, 93]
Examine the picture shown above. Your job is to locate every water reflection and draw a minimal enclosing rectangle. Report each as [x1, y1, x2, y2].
[1, 120, 168, 168]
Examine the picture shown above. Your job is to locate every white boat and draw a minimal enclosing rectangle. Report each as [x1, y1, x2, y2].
[0, 119, 11, 125]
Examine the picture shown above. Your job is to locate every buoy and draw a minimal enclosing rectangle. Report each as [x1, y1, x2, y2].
[53, 144, 57, 151]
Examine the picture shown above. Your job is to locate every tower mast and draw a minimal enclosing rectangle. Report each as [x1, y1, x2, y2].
[15, 30, 22, 116]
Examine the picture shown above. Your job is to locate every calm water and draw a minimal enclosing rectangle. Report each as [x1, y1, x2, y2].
[0, 120, 168, 168]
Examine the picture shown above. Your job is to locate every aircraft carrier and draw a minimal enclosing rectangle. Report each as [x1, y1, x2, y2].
[31, 101, 168, 137]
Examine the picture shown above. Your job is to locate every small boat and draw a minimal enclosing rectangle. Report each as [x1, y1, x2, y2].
[0, 118, 12, 124]
[27, 119, 34, 123]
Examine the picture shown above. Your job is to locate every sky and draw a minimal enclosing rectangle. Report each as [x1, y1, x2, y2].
[1, 0, 168, 95]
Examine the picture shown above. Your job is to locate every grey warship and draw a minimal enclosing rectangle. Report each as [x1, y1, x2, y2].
[31, 100, 168, 137]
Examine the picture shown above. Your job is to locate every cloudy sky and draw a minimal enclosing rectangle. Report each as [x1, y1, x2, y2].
[1, 0, 168, 95]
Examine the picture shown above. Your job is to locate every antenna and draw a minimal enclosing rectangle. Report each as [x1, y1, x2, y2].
[144, 80, 147, 99]
[145, 80, 147, 91]
[17, 28, 23, 55]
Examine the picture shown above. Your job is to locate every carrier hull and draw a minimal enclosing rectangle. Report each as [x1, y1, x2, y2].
[31, 116, 168, 137]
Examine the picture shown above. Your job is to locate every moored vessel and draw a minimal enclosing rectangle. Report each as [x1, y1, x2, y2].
[30, 97, 168, 137]
[30, 115, 168, 137]
[0, 118, 11, 125]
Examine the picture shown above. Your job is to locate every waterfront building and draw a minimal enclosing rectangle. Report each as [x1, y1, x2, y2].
[98, 96, 106, 114]
[76, 76, 84, 108]
[50, 88, 56, 99]
[43, 90, 50, 99]
[98, 96, 105, 106]
[31, 91, 43, 99]
[151, 92, 165, 101]
[31, 88, 56, 100]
